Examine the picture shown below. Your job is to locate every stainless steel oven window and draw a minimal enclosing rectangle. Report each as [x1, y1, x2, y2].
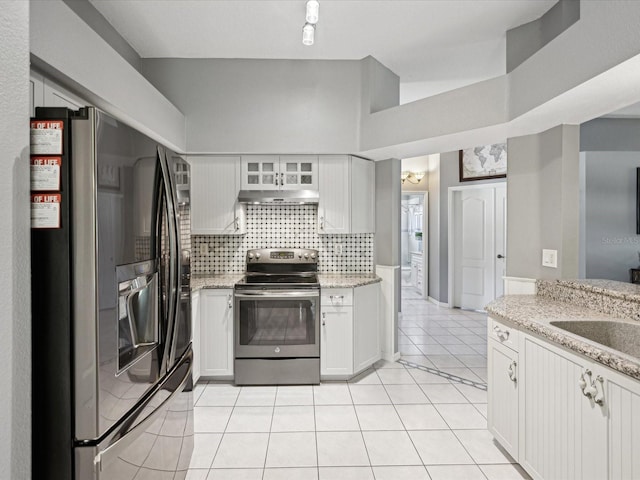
[238, 298, 316, 346]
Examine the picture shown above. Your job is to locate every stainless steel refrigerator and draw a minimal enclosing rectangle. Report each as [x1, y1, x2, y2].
[31, 106, 193, 479]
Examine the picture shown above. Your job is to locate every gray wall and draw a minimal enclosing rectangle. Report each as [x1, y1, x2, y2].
[375, 159, 402, 267]
[62, 0, 141, 72]
[142, 58, 365, 154]
[581, 118, 640, 151]
[375, 159, 401, 353]
[0, 1, 31, 478]
[507, 124, 580, 280]
[582, 152, 640, 281]
[580, 118, 640, 281]
[507, 0, 580, 73]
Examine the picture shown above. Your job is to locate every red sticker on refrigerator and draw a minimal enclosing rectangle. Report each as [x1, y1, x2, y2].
[30, 156, 61, 191]
[31, 193, 61, 229]
[30, 120, 64, 155]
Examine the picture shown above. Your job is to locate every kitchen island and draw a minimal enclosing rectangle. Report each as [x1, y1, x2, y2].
[485, 279, 640, 480]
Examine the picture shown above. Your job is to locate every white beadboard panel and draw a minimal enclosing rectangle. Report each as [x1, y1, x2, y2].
[608, 375, 640, 479]
[520, 336, 607, 480]
[190, 156, 242, 235]
[318, 155, 351, 234]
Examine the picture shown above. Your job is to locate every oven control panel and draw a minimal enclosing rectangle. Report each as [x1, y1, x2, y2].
[246, 248, 318, 264]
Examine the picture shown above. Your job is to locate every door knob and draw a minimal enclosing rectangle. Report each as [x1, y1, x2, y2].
[497, 254, 505, 259]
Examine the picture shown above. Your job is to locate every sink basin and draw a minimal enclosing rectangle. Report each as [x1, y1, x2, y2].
[550, 320, 640, 358]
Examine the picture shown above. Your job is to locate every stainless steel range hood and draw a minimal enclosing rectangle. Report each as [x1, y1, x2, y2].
[237, 190, 319, 204]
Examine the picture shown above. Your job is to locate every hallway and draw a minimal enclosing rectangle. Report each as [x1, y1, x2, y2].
[399, 286, 488, 386]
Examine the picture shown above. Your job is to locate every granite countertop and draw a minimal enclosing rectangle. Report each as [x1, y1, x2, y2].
[191, 274, 244, 290]
[317, 274, 381, 288]
[543, 278, 640, 302]
[191, 273, 381, 290]
[486, 294, 640, 380]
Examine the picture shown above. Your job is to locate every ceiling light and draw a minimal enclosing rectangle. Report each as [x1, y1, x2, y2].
[306, 0, 319, 24]
[401, 171, 426, 184]
[302, 23, 315, 46]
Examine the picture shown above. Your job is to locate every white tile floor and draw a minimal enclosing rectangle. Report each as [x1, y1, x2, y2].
[187, 288, 531, 479]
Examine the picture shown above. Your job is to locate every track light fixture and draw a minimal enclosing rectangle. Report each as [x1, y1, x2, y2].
[302, 1, 319, 46]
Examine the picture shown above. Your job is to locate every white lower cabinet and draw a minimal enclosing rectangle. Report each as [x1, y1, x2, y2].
[606, 365, 640, 479]
[191, 291, 201, 383]
[487, 338, 518, 460]
[519, 334, 607, 480]
[353, 283, 381, 373]
[199, 289, 234, 378]
[488, 316, 640, 480]
[321, 284, 380, 379]
[320, 302, 353, 377]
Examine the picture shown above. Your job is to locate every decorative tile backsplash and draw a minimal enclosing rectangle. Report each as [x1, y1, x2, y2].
[192, 205, 374, 274]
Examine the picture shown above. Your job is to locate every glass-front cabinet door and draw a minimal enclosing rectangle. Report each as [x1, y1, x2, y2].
[279, 155, 318, 190]
[241, 155, 280, 190]
[241, 155, 318, 191]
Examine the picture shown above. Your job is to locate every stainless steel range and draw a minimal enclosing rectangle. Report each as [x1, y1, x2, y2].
[234, 248, 320, 385]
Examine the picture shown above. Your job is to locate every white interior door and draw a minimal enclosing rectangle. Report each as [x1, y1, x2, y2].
[451, 186, 498, 310]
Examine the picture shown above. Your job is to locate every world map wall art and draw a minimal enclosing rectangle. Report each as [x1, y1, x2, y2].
[459, 143, 507, 182]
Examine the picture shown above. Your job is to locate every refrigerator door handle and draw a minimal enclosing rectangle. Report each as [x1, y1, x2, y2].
[157, 146, 180, 376]
[163, 150, 183, 370]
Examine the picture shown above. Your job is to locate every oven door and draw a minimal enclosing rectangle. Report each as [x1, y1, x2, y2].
[234, 289, 320, 358]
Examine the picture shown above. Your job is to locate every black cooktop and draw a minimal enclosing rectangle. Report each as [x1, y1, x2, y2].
[236, 273, 319, 287]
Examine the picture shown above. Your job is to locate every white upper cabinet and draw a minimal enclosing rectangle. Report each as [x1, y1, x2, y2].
[240, 155, 318, 191]
[189, 156, 245, 235]
[318, 155, 375, 234]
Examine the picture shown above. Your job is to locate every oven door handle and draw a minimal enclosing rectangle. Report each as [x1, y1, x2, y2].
[234, 290, 319, 298]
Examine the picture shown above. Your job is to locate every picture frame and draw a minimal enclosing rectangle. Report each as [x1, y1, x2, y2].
[459, 143, 507, 182]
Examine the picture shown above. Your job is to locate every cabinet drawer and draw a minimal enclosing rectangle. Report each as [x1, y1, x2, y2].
[489, 316, 518, 351]
[321, 288, 353, 306]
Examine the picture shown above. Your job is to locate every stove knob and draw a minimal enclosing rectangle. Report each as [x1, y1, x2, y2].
[248, 253, 254, 260]
[255, 253, 261, 259]
[311, 253, 316, 260]
[304, 253, 309, 259]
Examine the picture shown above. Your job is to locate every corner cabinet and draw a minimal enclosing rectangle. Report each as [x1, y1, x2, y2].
[199, 289, 234, 379]
[321, 284, 381, 379]
[488, 316, 640, 480]
[240, 155, 318, 191]
[318, 155, 375, 234]
[189, 156, 246, 235]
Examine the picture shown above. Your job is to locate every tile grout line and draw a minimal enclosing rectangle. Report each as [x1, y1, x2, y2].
[346, 381, 376, 477]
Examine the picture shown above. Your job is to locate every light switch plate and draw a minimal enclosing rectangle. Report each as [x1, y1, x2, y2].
[542, 249, 558, 268]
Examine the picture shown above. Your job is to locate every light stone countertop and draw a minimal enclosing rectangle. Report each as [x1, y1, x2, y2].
[191, 274, 244, 290]
[191, 273, 381, 291]
[317, 274, 381, 288]
[541, 278, 640, 302]
[486, 294, 640, 380]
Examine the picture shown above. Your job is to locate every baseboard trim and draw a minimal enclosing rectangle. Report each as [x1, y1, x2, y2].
[427, 296, 449, 307]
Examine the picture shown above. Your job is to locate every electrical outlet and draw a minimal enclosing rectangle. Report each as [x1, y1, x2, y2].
[335, 244, 342, 255]
[199, 244, 208, 256]
[542, 249, 558, 268]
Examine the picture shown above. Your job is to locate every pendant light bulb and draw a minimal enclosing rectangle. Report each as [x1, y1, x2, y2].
[306, 0, 320, 25]
[302, 23, 315, 46]
[306, 0, 320, 24]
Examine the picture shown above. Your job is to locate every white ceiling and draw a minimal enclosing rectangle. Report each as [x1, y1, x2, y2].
[89, 0, 556, 101]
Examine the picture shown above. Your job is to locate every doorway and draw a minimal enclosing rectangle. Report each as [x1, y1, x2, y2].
[401, 193, 428, 297]
[449, 184, 506, 310]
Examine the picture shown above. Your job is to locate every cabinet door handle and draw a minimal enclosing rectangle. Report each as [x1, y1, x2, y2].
[234, 217, 239, 231]
[594, 375, 605, 405]
[319, 216, 325, 230]
[507, 361, 517, 382]
[493, 325, 509, 340]
[227, 294, 233, 309]
[322, 312, 326, 326]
